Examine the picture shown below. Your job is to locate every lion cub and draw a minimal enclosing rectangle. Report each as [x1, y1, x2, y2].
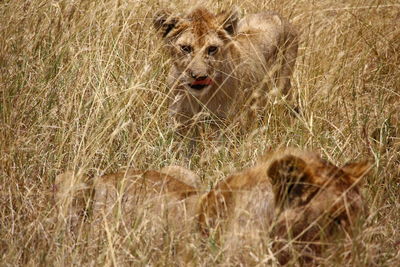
[54, 149, 369, 264]
[153, 7, 298, 132]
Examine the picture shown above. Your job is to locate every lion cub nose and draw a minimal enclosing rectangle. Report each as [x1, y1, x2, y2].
[189, 70, 208, 80]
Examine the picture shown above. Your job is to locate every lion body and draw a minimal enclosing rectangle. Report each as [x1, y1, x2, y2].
[54, 149, 368, 264]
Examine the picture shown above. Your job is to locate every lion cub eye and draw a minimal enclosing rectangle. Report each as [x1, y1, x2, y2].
[180, 45, 193, 54]
[207, 46, 218, 55]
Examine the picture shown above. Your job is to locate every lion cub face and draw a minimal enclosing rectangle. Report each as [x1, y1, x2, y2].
[154, 7, 238, 96]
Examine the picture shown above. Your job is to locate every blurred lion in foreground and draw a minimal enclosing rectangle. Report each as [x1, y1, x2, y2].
[153, 7, 298, 133]
[54, 149, 370, 265]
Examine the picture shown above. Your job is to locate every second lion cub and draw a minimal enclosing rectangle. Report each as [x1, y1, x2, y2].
[54, 149, 369, 264]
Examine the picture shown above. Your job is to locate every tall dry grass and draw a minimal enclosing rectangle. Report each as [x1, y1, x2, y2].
[1, 0, 399, 265]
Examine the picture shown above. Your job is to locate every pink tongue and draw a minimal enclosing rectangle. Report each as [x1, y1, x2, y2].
[191, 78, 212, 86]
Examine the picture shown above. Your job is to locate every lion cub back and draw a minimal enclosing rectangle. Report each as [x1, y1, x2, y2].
[54, 167, 200, 239]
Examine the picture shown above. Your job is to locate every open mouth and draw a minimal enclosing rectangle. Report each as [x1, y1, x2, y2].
[189, 77, 213, 91]
[189, 84, 209, 90]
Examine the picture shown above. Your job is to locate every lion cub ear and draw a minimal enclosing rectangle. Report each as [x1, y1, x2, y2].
[153, 9, 181, 38]
[217, 6, 240, 35]
[342, 161, 372, 184]
[267, 155, 310, 205]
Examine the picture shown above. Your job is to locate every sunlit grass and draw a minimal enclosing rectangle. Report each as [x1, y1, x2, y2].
[0, 0, 399, 265]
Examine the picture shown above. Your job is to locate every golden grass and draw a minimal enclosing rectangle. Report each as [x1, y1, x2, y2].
[1, 0, 399, 265]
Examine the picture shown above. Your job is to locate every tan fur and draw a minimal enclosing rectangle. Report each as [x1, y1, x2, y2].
[54, 149, 369, 264]
[153, 7, 298, 131]
[54, 167, 200, 242]
[90, 168, 199, 247]
[159, 165, 201, 187]
[54, 167, 200, 263]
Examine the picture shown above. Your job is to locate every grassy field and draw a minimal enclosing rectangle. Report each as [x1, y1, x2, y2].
[1, 0, 399, 265]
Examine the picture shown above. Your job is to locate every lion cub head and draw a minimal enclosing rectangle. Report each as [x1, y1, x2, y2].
[267, 151, 370, 263]
[198, 149, 370, 264]
[153, 7, 238, 96]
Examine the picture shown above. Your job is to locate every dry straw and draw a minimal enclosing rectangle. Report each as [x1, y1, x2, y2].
[0, 0, 399, 265]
